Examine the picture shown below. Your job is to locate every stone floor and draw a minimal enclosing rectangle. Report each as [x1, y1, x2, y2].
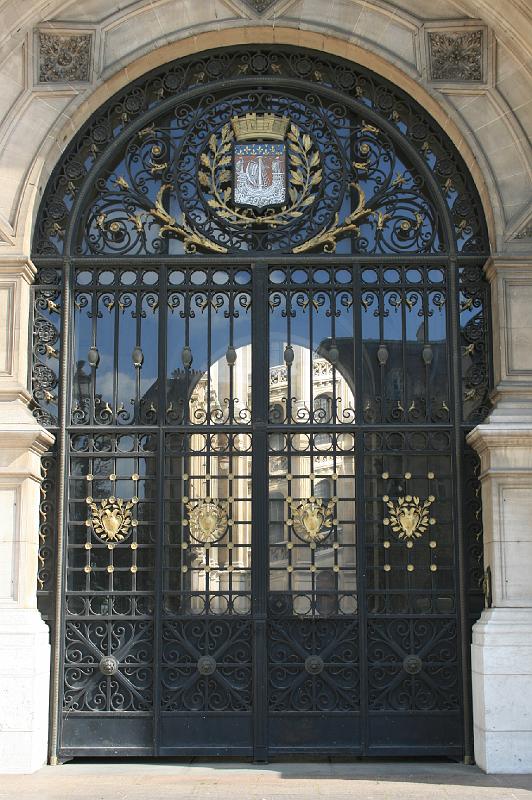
[1, 760, 532, 800]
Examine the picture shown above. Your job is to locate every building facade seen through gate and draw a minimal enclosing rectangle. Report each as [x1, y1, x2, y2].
[30, 45, 491, 761]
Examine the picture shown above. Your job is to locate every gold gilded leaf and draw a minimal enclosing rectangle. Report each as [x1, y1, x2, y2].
[289, 154, 303, 167]
[290, 170, 304, 186]
[200, 153, 211, 168]
[218, 156, 231, 167]
[198, 172, 210, 188]
[209, 134, 217, 153]
[310, 151, 320, 167]
[303, 134, 312, 152]
[310, 170, 323, 186]
[302, 195, 316, 206]
[290, 210, 303, 217]
[207, 199, 218, 208]
[220, 143, 232, 154]
[290, 123, 299, 139]
[221, 123, 231, 142]
[223, 186, 232, 203]
[219, 169, 231, 184]
[288, 186, 298, 204]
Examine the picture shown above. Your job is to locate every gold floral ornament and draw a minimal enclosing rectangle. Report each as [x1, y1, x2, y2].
[148, 183, 228, 254]
[292, 498, 336, 544]
[197, 119, 322, 228]
[384, 495, 435, 542]
[186, 499, 229, 544]
[89, 497, 136, 543]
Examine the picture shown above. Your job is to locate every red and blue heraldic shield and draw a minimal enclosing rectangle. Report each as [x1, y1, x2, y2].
[233, 142, 287, 208]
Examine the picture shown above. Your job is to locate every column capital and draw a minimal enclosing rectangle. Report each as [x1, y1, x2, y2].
[0, 400, 54, 482]
[467, 424, 532, 474]
[0, 257, 38, 404]
[0, 257, 36, 285]
[483, 255, 532, 283]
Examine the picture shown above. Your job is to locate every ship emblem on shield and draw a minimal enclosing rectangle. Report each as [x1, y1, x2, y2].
[231, 113, 290, 209]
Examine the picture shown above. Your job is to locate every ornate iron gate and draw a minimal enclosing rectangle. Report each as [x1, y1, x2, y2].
[31, 46, 491, 761]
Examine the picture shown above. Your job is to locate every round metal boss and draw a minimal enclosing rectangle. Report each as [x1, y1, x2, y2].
[197, 656, 217, 676]
[305, 655, 324, 675]
[403, 655, 423, 675]
[99, 655, 119, 676]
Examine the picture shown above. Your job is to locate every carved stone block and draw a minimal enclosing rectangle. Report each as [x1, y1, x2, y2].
[428, 30, 483, 82]
[241, 0, 278, 13]
[513, 224, 532, 241]
[38, 31, 92, 83]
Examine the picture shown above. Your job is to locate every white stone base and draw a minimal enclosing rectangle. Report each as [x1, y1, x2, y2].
[0, 608, 50, 773]
[472, 607, 532, 773]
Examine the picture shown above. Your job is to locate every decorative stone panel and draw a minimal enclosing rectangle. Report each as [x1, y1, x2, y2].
[422, 23, 491, 86]
[37, 31, 92, 83]
[512, 224, 532, 241]
[241, 0, 278, 13]
[428, 29, 483, 81]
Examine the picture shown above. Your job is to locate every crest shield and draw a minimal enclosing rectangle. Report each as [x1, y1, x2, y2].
[233, 142, 287, 208]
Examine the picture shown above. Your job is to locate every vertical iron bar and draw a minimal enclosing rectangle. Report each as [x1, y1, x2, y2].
[251, 260, 269, 762]
[449, 256, 473, 763]
[90, 278, 97, 426]
[49, 257, 72, 765]
[353, 261, 369, 754]
[309, 281, 314, 423]
[112, 276, 119, 420]
[153, 262, 168, 754]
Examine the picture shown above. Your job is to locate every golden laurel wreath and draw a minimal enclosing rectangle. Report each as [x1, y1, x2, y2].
[197, 121, 322, 227]
[88, 497, 136, 542]
[291, 498, 336, 544]
[384, 495, 435, 541]
[186, 498, 229, 543]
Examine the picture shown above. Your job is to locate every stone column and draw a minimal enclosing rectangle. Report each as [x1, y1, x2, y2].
[468, 256, 532, 773]
[0, 258, 54, 773]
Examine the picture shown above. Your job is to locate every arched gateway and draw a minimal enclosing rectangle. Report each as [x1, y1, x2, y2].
[31, 45, 491, 761]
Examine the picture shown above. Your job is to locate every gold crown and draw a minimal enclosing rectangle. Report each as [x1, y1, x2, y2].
[231, 113, 290, 142]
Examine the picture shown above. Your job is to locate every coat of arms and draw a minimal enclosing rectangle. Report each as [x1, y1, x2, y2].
[232, 114, 289, 208]
[291, 498, 336, 544]
[186, 498, 229, 543]
[196, 113, 323, 233]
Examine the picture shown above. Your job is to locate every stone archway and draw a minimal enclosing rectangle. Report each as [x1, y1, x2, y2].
[0, 6, 530, 775]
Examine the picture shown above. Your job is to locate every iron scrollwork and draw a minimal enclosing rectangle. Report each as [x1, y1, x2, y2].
[80, 106, 442, 256]
[34, 47, 489, 258]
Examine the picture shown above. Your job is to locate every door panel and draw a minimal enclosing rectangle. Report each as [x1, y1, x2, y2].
[59, 259, 466, 758]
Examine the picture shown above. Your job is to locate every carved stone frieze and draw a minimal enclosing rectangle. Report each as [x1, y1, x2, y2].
[428, 30, 483, 82]
[512, 224, 532, 240]
[38, 31, 92, 83]
[241, 0, 278, 13]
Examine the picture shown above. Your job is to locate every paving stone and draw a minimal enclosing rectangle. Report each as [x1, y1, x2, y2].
[1, 762, 532, 800]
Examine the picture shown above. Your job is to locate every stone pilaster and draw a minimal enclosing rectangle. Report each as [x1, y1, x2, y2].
[0, 258, 54, 773]
[468, 256, 532, 773]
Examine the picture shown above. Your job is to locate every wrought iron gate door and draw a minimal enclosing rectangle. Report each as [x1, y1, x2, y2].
[30, 45, 491, 761]
[48, 256, 485, 759]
